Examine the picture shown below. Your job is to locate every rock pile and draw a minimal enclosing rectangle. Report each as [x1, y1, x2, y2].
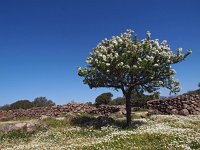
[0, 104, 126, 121]
[147, 91, 200, 115]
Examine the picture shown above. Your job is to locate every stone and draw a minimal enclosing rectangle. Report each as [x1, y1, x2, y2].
[183, 104, 188, 109]
[15, 123, 27, 129]
[147, 109, 160, 115]
[40, 115, 49, 120]
[26, 122, 38, 133]
[179, 109, 190, 116]
[55, 117, 66, 121]
[193, 111, 200, 115]
[195, 108, 200, 112]
[0, 122, 44, 133]
[147, 90, 200, 115]
[167, 106, 173, 109]
[170, 109, 178, 115]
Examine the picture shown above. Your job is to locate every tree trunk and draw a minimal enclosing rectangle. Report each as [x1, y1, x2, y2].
[125, 93, 132, 128]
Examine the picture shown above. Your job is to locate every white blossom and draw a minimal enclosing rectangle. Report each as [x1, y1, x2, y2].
[78, 29, 192, 94]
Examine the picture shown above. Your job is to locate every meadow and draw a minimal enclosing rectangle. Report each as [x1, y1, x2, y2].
[0, 112, 200, 150]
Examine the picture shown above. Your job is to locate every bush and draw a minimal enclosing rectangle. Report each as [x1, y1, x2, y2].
[32, 97, 55, 107]
[95, 92, 113, 107]
[10, 100, 33, 110]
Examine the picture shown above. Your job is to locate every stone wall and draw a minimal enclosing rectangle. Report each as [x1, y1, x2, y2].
[0, 104, 125, 120]
[147, 90, 200, 115]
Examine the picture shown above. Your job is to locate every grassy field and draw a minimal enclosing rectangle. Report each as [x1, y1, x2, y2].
[0, 113, 200, 150]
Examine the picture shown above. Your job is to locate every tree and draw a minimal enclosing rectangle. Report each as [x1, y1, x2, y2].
[95, 92, 113, 106]
[130, 89, 159, 108]
[10, 100, 33, 110]
[85, 102, 93, 106]
[78, 29, 192, 127]
[109, 97, 126, 105]
[33, 97, 55, 107]
[198, 82, 200, 89]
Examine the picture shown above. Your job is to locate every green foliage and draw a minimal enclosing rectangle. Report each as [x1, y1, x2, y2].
[108, 92, 158, 107]
[32, 97, 55, 107]
[10, 100, 33, 110]
[95, 92, 113, 106]
[0, 97, 55, 110]
[131, 89, 159, 108]
[68, 100, 79, 104]
[109, 97, 126, 105]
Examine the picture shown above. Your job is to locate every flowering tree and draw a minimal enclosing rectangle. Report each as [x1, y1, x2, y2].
[78, 29, 192, 127]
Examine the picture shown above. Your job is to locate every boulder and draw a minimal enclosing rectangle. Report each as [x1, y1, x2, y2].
[147, 109, 160, 115]
[0, 121, 46, 133]
[15, 122, 27, 129]
[179, 109, 190, 116]
[170, 109, 178, 115]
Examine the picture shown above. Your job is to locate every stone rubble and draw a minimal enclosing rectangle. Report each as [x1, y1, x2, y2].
[147, 91, 200, 115]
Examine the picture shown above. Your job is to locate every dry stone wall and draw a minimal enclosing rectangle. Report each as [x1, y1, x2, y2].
[0, 104, 125, 120]
[147, 91, 200, 115]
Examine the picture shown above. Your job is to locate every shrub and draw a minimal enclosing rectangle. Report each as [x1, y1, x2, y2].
[10, 100, 33, 110]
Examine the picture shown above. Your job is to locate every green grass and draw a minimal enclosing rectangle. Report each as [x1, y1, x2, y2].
[0, 130, 32, 141]
[42, 117, 70, 128]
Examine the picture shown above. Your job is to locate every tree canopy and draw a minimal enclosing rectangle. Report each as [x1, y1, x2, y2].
[95, 92, 113, 106]
[33, 97, 55, 107]
[78, 30, 191, 94]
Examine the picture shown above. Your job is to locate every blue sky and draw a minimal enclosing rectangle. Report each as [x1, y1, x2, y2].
[0, 0, 199, 105]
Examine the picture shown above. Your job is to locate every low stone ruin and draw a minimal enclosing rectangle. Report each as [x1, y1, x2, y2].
[0, 104, 126, 121]
[147, 90, 200, 115]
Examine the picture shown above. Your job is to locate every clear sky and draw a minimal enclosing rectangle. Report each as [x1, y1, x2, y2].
[0, 0, 199, 106]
